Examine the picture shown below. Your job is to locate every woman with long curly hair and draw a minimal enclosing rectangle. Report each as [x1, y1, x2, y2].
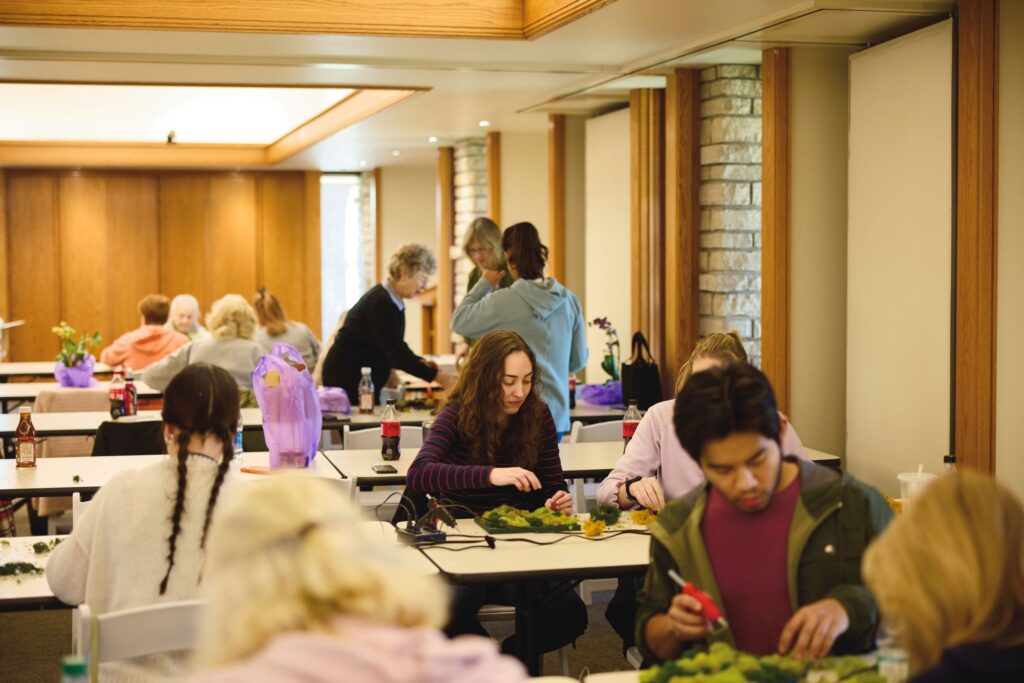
[47, 363, 240, 682]
[406, 329, 587, 654]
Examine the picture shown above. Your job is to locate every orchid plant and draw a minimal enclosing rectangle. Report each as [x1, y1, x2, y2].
[51, 322, 102, 367]
[589, 317, 620, 382]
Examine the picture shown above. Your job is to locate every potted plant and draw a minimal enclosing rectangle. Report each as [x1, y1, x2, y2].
[578, 317, 623, 406]
[51, 322, 102, 388]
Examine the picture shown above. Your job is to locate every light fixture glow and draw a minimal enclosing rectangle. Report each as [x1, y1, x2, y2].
[428, 136, 438, 143]
[478, 120, 491, 128]
[359, 160, 367, 168]
[392, 150, 401, 157]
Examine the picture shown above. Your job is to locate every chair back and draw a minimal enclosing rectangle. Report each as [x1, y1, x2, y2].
[342, 425, 423, 450]
[91, 420, 166, 456]
[568, 420, 624, 444]
[76, 600, 203, 683]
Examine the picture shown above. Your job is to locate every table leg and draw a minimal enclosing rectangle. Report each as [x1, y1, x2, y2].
[513, 581, 542, 676]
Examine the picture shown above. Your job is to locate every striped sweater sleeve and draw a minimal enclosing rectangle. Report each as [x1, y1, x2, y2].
[406, 404, 494, 491]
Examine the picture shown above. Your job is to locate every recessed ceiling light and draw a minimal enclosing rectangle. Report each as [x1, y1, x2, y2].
[478, 120, 491, 128]
[428, 136, 438, 143]
[392, 150, 401, 157]
[359, 160, 367, 168]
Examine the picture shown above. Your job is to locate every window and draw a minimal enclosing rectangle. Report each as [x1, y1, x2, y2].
[320, 173, 366, 341]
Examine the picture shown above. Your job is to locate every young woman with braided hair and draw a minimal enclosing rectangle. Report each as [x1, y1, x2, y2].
[47, 363, 241, 682]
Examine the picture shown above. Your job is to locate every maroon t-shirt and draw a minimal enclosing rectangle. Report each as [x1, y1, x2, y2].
[701, 473, 801, 655]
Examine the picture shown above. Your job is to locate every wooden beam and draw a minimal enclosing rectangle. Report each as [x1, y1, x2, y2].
[630, 89, 666, 381]
[523, 0, 618, 39]
[762, 47, 791, 414]
[437, 147, 456, 354]
[0, 0, 524, 38]
[956, 0, 998, 474]
[303, 171, 322, 336]
[663, 69, 701, 400]
[487, 131, 502, 225]
[372, 168, 383, 282]
[548, 114, 566, 282]
[0, 171, 8, 320]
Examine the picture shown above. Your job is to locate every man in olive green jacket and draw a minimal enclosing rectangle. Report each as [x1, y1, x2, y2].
[637, 364, 893, 662]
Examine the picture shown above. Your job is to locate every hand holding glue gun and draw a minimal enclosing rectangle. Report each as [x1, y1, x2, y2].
[667, 568, 729, 635]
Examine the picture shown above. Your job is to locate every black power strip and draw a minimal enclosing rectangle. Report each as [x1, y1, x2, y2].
[396, 527, 447, 545]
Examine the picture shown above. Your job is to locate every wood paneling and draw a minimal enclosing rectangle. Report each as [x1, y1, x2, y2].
[106, 176, 160, 341]
[0, 171, 9, 320]
[260, 174, 305, 320]
[303, 171, 322, 334]
[208, 176, 258, 305]
[59, 175, 109, 345]
[436, 147, 456, 354]
[548, 114, 566, 282]
[523, 0, 618, 38]
[630, 89, 665, 375]
[663, 69, 701, 399]
[0, 0, 523, 38]
[762, 47, 791, 414]
[159, 175, 211, 311]
[956, 0, 998, 474]
[7, 174, 61, 361]
[487, 131, 502, 225]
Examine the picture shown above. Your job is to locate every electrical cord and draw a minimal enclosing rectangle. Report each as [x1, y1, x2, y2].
[372, 490, 418, 526]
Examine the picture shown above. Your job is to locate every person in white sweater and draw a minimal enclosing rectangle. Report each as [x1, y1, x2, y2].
[144, 294, 265, 393]
[47, 363, 241, 683]
[252, 288, 321, 370]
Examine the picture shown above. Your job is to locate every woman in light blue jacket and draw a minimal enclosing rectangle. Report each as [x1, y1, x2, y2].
[451, 222, 588, 434]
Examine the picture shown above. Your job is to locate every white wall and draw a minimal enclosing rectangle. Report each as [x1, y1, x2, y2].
[997, 2, 1024, 501]
[584, 108, 631, 384]
[500, 131, 548, 239]
[789, 47, 855, 457]
[380, 164, 437, 356]
[846, 20, 952, 495]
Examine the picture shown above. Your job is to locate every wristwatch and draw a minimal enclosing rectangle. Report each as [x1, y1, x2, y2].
[623, 476, 643, 503]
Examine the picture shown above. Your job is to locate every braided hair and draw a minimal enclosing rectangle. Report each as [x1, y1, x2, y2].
[158, 363, 240, 595]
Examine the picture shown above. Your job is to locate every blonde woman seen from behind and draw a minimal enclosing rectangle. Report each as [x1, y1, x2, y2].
[189, 476, 527, 683]
[145, 294, 264, 394]
[863, 471, 1024, 681]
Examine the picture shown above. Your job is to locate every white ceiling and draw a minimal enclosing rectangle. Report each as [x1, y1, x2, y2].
[0, 0, 952, 171]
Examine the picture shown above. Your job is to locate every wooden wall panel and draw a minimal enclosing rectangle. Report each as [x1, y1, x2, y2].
[208, 176, 258, 308]
[487, 131, 502, 225]
[956, 0, 998, 474]
[0, 171, 9, 321]
[7, 174, 61, 361]
[260, 173, 307, 324]
[159, 175, 211, 312]
[105, 175, 160, 341]
[663, 69, 702, 399]
[436, 147, 455, 354]
[762, 47, 792, 414]
[548, 114, 566, 282]
[59, 175, 110, 345]
[303, 171, 322, 335]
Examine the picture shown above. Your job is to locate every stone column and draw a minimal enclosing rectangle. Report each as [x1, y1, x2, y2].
[453, 138, 488, 307]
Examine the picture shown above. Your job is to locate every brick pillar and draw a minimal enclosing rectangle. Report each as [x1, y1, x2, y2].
[698, 65, 763, 365]
[453, 138, 488, 308]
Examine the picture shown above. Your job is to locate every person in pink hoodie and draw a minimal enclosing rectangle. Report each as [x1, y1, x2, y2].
[99, 294, 189, 371]
[188, 475, 528, 683]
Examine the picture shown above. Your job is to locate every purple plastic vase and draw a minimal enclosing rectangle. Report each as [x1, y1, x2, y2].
[54, 355, 97, 388]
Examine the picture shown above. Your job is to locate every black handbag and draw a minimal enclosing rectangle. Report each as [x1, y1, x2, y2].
[621, 331, 663, 410]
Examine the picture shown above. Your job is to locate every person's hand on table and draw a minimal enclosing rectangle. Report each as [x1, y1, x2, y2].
[434, 372, 455, 390]
[621, 476, 666, 511]
[666, 593, 712, 642]
[545, 490, 573, 513]
[778, 598, 849, 660]
[489, 467, 541, 492]
[482, 268, 507, 287]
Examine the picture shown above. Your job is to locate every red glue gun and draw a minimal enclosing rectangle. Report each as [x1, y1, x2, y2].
[667, 568, 729, 631]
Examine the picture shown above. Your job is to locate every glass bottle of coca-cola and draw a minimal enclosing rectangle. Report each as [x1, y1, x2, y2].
[622, 400, 641, 452]
[124, 369, 138, 416]
[109, 371, 126, 419]
[568, 374, 577, 410]
[358, 367, 375, 415]
[380, 399, 400, 461]
[16, 407, 37, 468]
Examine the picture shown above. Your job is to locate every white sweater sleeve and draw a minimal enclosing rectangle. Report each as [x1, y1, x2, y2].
[46, 492, 102, 606]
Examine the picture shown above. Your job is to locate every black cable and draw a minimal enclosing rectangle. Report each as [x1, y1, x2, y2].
[372, 491, 417, 526]
[317, 448, 347, 479]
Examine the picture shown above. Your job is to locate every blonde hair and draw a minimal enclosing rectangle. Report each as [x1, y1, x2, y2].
[206, 294, 257, 341]
[387, 244, 437, 281]
[674, 331, 748, 393]
[192, 475, 448, 668]
[253, 288, 288, 336]
[863, 471, 1024, 674]
[462, 217, 502, 263]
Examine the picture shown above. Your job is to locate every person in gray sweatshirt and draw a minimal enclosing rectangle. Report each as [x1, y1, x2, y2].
[451, 222, 588, 434]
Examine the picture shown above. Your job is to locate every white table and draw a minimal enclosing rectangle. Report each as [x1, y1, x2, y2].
[584, 674, 637, 682]
[0, 380, 162, 413]
[0, 535, 64, 611]
[0, 451, 348, 499]
[344, 404, 627, 429]
[0, 361, 116, 381]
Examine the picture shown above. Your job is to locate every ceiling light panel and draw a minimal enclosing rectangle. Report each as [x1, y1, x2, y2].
[0, 83, 354, 144]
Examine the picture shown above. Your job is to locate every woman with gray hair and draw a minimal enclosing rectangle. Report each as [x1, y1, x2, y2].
[321, 244, 454, 404]
[144, 294, 265, 394]
[166, 293, 212, 342]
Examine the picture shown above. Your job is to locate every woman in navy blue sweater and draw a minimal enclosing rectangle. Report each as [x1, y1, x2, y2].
[407, 330, 587, 654]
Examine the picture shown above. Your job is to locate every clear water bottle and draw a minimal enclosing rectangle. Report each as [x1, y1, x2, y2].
[358, 366, 375, 415]
[622, 400, 641, 452]
[61, 655, 88, 683]
[233, 414, 244, 458]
